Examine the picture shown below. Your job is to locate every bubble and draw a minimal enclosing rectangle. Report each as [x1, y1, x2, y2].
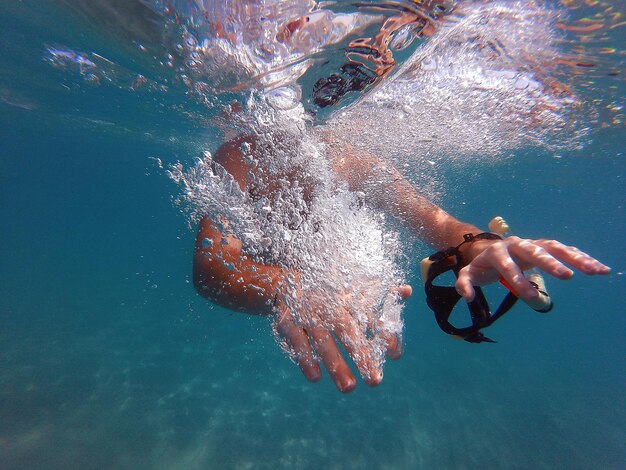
[514, 76, 529, 90]
[266, 86, 302, 111]
[421, 57, 437, 71]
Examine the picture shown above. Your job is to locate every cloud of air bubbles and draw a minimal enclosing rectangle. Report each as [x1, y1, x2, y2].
[168, 95, 406, 381]
[328, 1, 589, 181]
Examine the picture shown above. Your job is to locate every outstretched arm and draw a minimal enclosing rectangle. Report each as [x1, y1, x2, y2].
[326, 138, 480, 249]
[325, 137, 611, 302]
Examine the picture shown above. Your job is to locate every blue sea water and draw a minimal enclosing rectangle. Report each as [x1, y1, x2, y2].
[1, 2, 624, 469]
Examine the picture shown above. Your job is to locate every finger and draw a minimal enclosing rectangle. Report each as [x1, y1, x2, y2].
[458, 244, 537, 301]
[488, 245, 539, 300]
[275, 309, 322, 383]
[455, 268, 478, 302]
[385, 334, 403, 360]
[376, 285, 409, 358]
[508, 239, 574, 280]
[308, 327, 357, 393]
[390, 284, 412, 300]
[334, 309, 383, 387]
[535, 240, 611, 275]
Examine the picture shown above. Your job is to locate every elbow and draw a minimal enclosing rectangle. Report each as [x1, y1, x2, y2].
[192, 253, 217, 299]
[192, 252, 237, 307]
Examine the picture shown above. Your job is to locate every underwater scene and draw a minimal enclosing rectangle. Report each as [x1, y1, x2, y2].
[1, 1, 624, 469]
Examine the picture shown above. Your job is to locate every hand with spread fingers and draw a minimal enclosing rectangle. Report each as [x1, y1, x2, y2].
[193, 212, 412, 392]
[456, 236, 611, 303]
[274, 285, 411, 393]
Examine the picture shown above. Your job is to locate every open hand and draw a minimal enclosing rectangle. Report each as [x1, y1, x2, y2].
[456, 236, 610, 303]
[274, 285, 412, 393]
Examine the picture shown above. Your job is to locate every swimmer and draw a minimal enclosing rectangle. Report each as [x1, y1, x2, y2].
[192, 132, 611, 393]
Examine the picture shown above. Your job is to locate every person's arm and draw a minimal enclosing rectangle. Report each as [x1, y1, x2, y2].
[193, 216, 288, 314]
[325, 137, 610, 302]
[192, 137, 410, 392]
[193, 215, 325, 384]
[194, 213, 411, 391]
[327, 138, 479, 249]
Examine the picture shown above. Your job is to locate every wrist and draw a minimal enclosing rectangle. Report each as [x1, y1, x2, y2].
[454, 232, 502, 266]
[459, 239, 495, 265]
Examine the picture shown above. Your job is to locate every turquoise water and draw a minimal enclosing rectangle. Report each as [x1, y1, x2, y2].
[1, 2, 624, 469]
